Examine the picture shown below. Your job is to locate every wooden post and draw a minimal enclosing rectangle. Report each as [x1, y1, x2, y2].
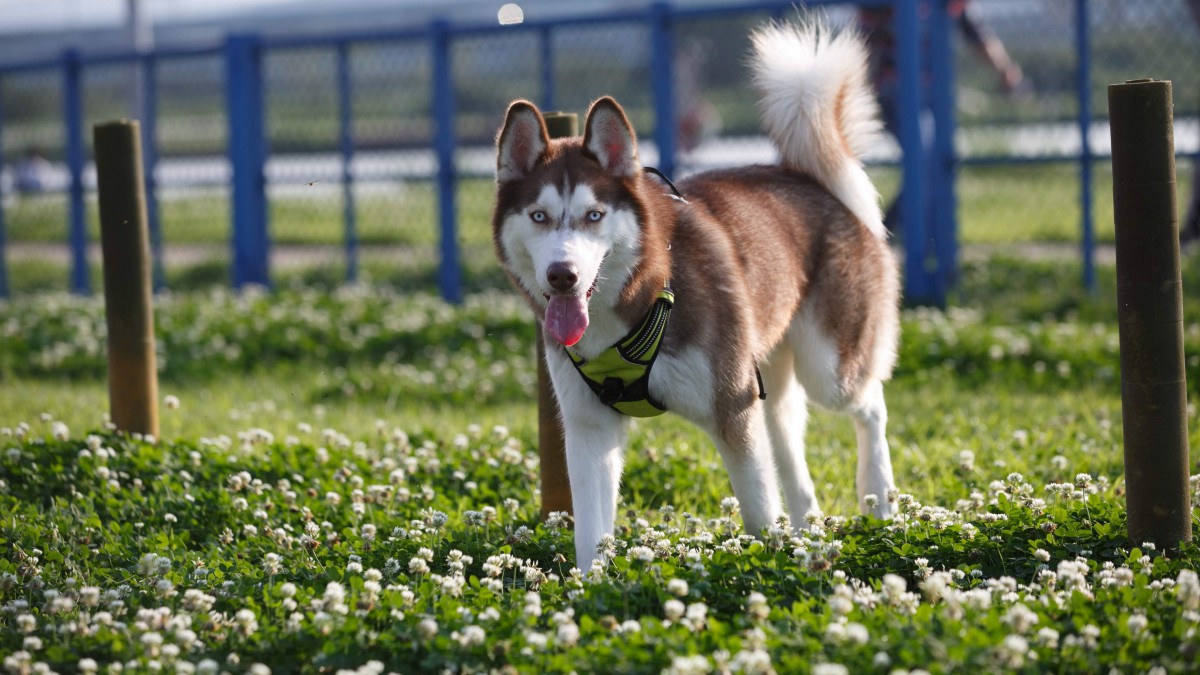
[94, 120, 159, 437]
[1109, 79, 1192, 546]
[538, 111, 577, 520]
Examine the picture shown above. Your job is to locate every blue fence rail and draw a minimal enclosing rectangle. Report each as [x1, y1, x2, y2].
[0, 0, 1197, 305]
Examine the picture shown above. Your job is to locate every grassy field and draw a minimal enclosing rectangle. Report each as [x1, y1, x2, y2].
[3, 254, 1200, 672]
[7, 160, 1195, 297]
[6, 162, 1193, 248]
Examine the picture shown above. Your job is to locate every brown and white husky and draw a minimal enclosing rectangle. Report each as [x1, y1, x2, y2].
[491, 20, 901, 571]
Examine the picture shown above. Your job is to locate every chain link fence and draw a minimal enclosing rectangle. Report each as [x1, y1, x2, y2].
[1, 0, 1197, 297]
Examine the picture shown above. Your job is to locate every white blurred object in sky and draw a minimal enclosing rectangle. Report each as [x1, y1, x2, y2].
[497, 3, 523, 25]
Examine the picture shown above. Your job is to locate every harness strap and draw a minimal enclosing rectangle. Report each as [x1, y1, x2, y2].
[567, 289, 674, 417]
[643, 166, 689, 204]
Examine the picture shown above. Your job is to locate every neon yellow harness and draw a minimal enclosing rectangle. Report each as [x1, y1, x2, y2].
[566, 289, 674, 417]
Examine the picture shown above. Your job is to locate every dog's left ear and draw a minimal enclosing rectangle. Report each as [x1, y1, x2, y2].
[584, 97, 639, 178]
[497, 100, 550, 182]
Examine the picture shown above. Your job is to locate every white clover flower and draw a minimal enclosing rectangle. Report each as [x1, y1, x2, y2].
[141, 630, 164, 651]
[882, 574, 907, 599]
[845, 622, 869, 646]
[1036, 627, 1060, 649]
[746, 592, 769, 621]
[1127, 613, 1149, 636]
[664, 599, 686, 622]
[452, 625, 486, 648]
[995, 634, 1029, 668]
[663, 655, 711, 675]
[1178, 570, 1200, 610]
[629, 546, 655, 563]
[524, 630, 549, 651]
[416, 617, 439, 640]
[247, 664, 270, 675]
[163, 395, 181, 410]
[920, 571, 953, 604]
[263, 553, 282, 576]
[523, 592, 542, 618]
[2, 652, 31, 674]
[78, 658, 99, 674]
[729, 648, 772, 674]
[16, 613, 36, 633]
[812, 664, 848, 675]
[667, 579, 689, 597]
[408, 558, 430, 575]
[1002, 604, 1039, 634]
[323, 581, 346, 605]
[555, 621, 580, 647]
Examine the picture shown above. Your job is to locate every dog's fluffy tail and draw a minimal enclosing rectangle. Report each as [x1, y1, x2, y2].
[750, 20, 885, 237]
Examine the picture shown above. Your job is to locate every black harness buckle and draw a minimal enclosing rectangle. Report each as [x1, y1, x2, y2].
[599, 377, 625, 406]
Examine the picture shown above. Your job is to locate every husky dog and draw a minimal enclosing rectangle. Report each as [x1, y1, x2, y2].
[491, 20, 900, 571]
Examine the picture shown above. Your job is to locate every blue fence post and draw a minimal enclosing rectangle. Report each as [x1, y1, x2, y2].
[141, 52, 165, 291]
[0, 76, 7, 299]
[64, 49, 90, 295]
[337, 40, 358, 283]
[930, 0, 957, 305]
[224, 34, 271, 288]
[649, 2, 676, 180]
[1076, 0, 1094, 292]
[432, 19, 462, 304]
[895, 0, 933, 305]
[539, 26, 555, 111]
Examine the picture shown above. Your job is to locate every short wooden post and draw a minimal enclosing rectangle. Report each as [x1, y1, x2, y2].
[537, 111, 577, 520]
[94, 120, 159, 437]
[1109, 79, 1192, 546]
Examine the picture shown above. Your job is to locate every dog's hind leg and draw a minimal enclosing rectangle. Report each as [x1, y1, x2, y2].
[761, 344, 819, 527]
[847, 378, 896, 519]
[791, 305, 897, 520]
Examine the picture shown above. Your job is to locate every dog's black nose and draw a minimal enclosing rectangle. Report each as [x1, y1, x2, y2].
[546, 262, 579, 292]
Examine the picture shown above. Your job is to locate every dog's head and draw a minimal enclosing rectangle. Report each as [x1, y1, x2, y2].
[491, 97, 647, 347]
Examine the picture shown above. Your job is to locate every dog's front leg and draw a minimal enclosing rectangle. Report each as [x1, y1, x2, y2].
[544, 347, 627, 573]
[562, 411, 626, 573]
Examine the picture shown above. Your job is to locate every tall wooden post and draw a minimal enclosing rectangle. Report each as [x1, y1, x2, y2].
[94, 120, 159, 437]
[537, 111, 577, 520]
[1109, 79, 1191, 546]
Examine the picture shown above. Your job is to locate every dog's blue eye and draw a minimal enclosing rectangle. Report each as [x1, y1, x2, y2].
[530, 210, 547, 223]
[587, 210, 604, 222]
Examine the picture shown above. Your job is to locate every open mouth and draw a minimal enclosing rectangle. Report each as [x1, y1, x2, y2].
[542, 282, 596, 347]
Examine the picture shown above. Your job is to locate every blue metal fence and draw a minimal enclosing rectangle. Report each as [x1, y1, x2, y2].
[0, 0, 1196, 306]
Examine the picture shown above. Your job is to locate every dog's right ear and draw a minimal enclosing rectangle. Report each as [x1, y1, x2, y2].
[496, 100, 550, 182]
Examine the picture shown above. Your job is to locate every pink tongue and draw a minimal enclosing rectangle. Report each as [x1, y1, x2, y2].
[545, 295, 589, 347]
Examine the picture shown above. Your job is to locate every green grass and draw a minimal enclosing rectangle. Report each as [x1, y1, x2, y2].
[8, 163, 1192, 249]
[4, 253, 1200, 672]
